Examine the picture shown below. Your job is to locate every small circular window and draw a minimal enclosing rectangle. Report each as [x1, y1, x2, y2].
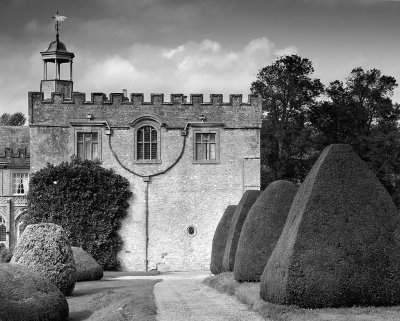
[187, 225, 197, 237]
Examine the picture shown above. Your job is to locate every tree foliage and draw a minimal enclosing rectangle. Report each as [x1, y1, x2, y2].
[308, 67, 400, 207]
[251, 55, 324, 187]
[0, 112, 26, 126]
[25, 157, 132, 270]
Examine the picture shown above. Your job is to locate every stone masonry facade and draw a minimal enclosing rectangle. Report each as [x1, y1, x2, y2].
[0, 126, 30, 249]
[28, 91, 261, 271]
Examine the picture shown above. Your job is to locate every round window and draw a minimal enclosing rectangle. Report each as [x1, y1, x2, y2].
[187, 225, 197, 237]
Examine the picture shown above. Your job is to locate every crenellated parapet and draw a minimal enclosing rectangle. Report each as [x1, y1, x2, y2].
[0, 148, 30, 169]
[29, 91, 262, 129]
[29, 91, 261, 106]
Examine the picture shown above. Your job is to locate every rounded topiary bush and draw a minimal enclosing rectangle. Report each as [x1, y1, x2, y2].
[234, 180, 298, 282]
[25, 157, 132, 270]
[11, 223, 76, 296]
[210, 205, 237, 275]
[0, 263, 69, 321]
[261, 144, 400, 308]
[72, 246, 103, 281]
[222, 190, 262, 272]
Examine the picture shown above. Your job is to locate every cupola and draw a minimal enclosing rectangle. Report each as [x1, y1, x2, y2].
[40, 12, 74, 99]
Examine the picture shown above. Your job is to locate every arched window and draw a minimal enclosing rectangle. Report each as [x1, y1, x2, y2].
[137, 126, 158, 161]
[0, 216, 6, 242]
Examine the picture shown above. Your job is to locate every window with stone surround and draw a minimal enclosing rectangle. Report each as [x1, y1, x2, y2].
[193, 129, 220, 164]
[0, 216, 6, 242]
[12, 173, 29, 195]
[137, 126, 158, 160]
[77, 132, 99, 160]
[134, 122, 161, 163]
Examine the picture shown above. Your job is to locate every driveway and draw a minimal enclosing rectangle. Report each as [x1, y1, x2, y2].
[106, 271, 265, 321]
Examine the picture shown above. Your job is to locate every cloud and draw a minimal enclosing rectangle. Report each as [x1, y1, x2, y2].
[77, 38, 298, 99]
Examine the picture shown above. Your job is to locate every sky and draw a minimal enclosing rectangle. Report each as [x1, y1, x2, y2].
[1, 0, 400, 115]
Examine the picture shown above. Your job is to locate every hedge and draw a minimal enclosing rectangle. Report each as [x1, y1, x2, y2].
[234, 180, 298, 282]
[261, 144, 400, 308]
[222, 190, 261, 272]
[210, 205, 237, 275]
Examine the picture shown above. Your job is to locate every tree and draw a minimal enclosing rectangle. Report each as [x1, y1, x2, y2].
[251, 55, 324, 187]
[0, 112, 26, 126]
[309, 67, 400, 208]
[25, 157, 132, 270]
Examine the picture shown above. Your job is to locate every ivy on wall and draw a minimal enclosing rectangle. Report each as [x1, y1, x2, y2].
[25, 157, 132, 270]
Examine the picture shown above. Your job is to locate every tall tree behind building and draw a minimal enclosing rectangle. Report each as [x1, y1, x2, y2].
[251, 55, 324, 187]
[0, 112, 26, 126]
[309, 67, 400, 207]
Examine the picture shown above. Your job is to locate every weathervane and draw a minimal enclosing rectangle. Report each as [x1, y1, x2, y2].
[52, 11, 67, 41]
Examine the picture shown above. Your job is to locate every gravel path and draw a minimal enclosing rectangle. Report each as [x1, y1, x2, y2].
[154, 273, 265, 321]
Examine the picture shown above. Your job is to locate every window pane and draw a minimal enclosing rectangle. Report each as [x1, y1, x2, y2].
[209, 143, 216, 160]
[195, 134, 201, 142]
[209, 133, 216, 142]
[138, 128, 143, 142]
[151, 143, 157, 159]
[138, 142, 143, 159]
[203, 134, 209, 142]
[77, 133, 84, 142]
[144, 127, 151, 142]
[151, 129, 157, 142]
[77, 142, 83, 158]
[92, 142, 98, 159]
[196, 143, 202, 160]
[0, 224, 6, 242]
[92, 132, 98, 142]
[144, 143, 151, 159]
[85, 141, 91, 159]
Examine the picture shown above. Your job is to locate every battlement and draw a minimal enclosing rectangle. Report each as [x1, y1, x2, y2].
[0, 148, 30, 159]
[29, 91, 261, 106]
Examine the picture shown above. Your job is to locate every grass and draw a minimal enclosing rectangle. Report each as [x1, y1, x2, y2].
[204, 272, 400, 321]
[68, 277, 161, 321]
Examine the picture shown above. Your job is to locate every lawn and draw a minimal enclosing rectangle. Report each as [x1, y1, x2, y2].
[204, 272, 400, 321]
[67, 273, 161, 321]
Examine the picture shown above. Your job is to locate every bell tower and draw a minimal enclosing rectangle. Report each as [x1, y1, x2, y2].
[40, 12, 74, 99]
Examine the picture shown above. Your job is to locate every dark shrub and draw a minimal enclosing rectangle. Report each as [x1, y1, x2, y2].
[25, 157, 132, 270]
[0, 263, 69, 321]
[234, 180, 298, 282]
[261, 144, 400, 308]
[210, 205, 237, 275]
[72, 246, 103, 281]
[222, 190, 261, 272]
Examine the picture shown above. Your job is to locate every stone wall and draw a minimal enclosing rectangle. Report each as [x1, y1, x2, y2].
[29, 92, 261, 271]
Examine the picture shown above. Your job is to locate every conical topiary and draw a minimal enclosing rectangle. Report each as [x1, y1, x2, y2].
[72, 247, 103, 281]
[0, 263, 69, 321]
[210, 205, 237, 275]
[234, 180, 298, 282]
[11, 223, 76, 296]
[261, 144, 400, 308]
[222, 190, 262, 272]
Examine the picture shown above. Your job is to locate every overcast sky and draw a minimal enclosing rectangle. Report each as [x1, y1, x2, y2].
[1, 0, 400, 115]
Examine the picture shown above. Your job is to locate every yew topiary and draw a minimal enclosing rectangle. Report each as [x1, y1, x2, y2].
[0, 263, 69, 321]
[210, 205, 237, 275]
[222, 190, 262, 272]
[234, 180, 298, 282]
[25, 157, 132, 270]
[11, 223, 76, 296]
[72, 246, 103, 281]
[261, 144, 400, 308]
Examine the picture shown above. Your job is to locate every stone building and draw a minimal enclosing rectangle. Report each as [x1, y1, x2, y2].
[0, 126, 30, 249]
[7, 32, 261, 271]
